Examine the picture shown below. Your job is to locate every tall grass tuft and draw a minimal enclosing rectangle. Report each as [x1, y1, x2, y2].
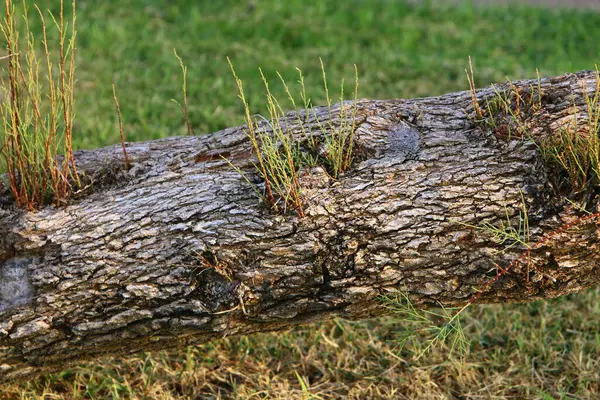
[468, 60, 600, 194]
[538, 69, 600, 193]
[227, 59, 359, 217]
[228, 58, 304, 217]
[0, 0, 79, 210]
[317, 59, 359, 178]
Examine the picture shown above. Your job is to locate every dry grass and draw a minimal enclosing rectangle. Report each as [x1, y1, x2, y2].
[173, 49, 194, 136]
[0, 0, 80, 209]
[3, 288, 599, 399]
[112, 83, 130, 169]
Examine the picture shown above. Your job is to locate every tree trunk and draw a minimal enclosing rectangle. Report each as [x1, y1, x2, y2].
[1, 70, 600, 382]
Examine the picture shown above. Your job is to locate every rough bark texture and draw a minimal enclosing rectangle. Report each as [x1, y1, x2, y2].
[1, 70, 600, 382]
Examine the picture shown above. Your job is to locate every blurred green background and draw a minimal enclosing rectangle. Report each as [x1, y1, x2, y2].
[21, 0, 600, 149]
[3, 0, 600, 398]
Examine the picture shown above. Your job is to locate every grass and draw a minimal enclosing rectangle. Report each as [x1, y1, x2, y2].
[316, 60, 360, 178]
[228, 60, 306, 217]
[467, 56, 545, 142]
[470, 64, 600, 197]
[195, 251, 233, 282]
[112, 83, 129, 169]
[2, 0, 600, 398]
[457, 190, 532, 252]
[4, 292, 600, 399]
[538, 69, 600, 194]
[172, 49, 193, 136]
[379, 292, 469, 359]
[0, 0, 79, 209]
[0, 0, 596, 149]
[228, 59, 358, 217]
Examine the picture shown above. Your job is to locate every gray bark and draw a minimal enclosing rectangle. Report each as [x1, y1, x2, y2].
[1, 70, 600, 382]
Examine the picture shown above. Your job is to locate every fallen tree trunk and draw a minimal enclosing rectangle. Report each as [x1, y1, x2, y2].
[1, 70, 600, 382]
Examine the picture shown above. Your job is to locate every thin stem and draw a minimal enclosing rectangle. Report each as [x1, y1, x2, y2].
[112, 84, 130, 168]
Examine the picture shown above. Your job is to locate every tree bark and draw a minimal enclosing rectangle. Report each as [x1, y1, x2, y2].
[1, 70, 600, 382]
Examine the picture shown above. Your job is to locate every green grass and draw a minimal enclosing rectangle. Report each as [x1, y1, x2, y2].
[470, 65, 600, 197]
[227, 59, 359, 217]
[2, 0, 600, 398]
[3, 0, 599, 150]
[457, 190, 532, 252]
[539, 70, 600, 194]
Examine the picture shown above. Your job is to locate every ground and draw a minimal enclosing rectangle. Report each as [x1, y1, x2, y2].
[1, 0, 600, 398]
